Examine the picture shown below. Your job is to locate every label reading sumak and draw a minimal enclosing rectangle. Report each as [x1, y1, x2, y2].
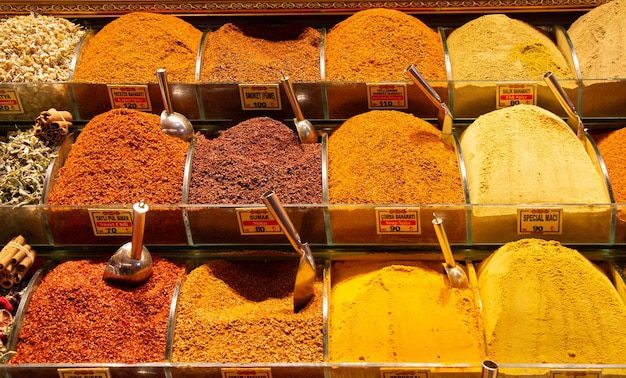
[0, 88, 24, 114]
[236, 208, 282, 235]
[517, 208, 563, 234]
[367, 83, 408, 109]
[108, 85, 152, 111]
[89, 209, 134, 236]
[375, 207, 421, 234]
[239, 84, 281, 110]
[221, 368, 272, 378]
[496, 83, 537, 109]
[380, 368, 430, 378]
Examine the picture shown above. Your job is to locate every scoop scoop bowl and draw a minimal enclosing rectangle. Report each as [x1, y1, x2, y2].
[157, 68, 194, 142]
[280, 76, 318, 144]
[432, 213, 468, 289]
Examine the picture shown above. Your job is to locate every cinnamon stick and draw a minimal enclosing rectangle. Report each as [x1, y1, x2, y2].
[0, 235, 25, 270]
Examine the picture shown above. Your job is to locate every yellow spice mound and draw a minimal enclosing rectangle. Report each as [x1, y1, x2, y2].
[329, 260, 485, 363]
[478, 238, 626, 363]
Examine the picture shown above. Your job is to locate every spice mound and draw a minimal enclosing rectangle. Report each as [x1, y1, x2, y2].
[171, 260, 323, 363]
[0, 14, 84, 82]
[189, 117, 322, 204]
[324, 8, 446, 82]
[568, 0, 626, 79]
[72, 12, 202, 83]
[46, 108, 189, 205]
[477, 238, 626, 363]
[201, 23, 321, 83]
[329, 260, 485, 363]
[328, 110, 464, 204]
[593, 127, 626, 204]
[447, 14, 573, 81]
[9, 257, 185, 364]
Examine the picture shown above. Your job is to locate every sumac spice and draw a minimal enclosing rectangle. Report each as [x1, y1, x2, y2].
[9, 257, 185, 364]
[189, 117, 322, 204]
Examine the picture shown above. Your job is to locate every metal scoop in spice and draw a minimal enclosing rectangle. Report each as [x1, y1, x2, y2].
[157, 68, 194, 142]
[103, 200, 153, 286]
[261, 190, 316, 312]
[406, 65, 454, 146]
[543, 71, 585, 142]
[280, 76, 318, 144]
[432, 213, 468, 289]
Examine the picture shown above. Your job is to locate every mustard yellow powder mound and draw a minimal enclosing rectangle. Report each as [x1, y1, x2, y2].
[477, 239, 626, 363]
[329, 260, 485, 363]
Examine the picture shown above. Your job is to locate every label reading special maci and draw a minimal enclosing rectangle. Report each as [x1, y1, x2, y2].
[375, 207, 421, 234]
[57, 367, 111, 378]
[496, 83, 537, 109]
[107, 85, 152, 111]
[380, 368, 430, 378]
[367, 83, 408, 109]
[221, 368, 272, 378]
[517, 207, 563, 234]
[239, 84, 281, 110]
[88, 209, 134, 236]
[236, 208, 282, 235]
[0, 88, 24, 114]
[550, 369, 602, 378]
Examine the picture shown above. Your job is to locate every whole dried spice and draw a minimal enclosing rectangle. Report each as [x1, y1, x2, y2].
[189, 117, 322, 204]
[200, 23, 321, 82]
[171, 260, 324, 363]
[72, 12, 202, 83]
[0, 129, 57, 206]
[46, 109, 188, 205]
[324, 8, 446, 82]
[9, 257, 185, 364]
[328, 110, 464, 204]
[0, 14, 84, 83]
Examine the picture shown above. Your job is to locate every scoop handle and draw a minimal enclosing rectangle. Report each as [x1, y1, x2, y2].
[131, 200, 149, 260]
[261, 190, 304, 257]
[432, 214, 455, 267]
[157, 68, 174, 115]
[406, 65, 453, 136]
[280, 76, 305, 123]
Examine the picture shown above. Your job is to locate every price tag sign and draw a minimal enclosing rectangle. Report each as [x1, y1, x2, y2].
[89, 209, 134, 236]
[239, 84, 281, 110]
[108, 85, 152, 111]
[517, 207, 563, 234]
[496, 83, 537, 109]
[367, 83, 408, 109]
[58, 368, 111, 378]
[380, 368, 429, 378]
[236, 208, 282, 235]
[375, 207, 421, 234]
[550, 369, 602, 378]
[222, 368, 272, 378]
[0, 88, 24, 114]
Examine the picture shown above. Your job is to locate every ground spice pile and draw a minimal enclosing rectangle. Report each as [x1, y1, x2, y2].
[171, 260, 323, 363]
[189, 117, 322, 204]
[9, 257, 185, 364]
[592, 127, 626, 203]
[46, 109, 189, 205]
[477, 238, 626, 363]
[328, 110, 464, 204]
[329, 260, 484, 363]
[200, 23, 321, 82]
[447, 14, 573, 80]
[324, 8, 446, 82]
[72, 12, 202, 83]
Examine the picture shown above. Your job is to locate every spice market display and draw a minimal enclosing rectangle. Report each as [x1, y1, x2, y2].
[1, 0, 626, 376]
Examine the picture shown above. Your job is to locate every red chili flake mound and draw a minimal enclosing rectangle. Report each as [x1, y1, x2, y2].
[46, 109, 189, 205]
[9, 257, 185, 364]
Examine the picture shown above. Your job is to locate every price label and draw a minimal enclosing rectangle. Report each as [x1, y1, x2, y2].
[58, 368, 111, 378]
[380, 368, 429, 378]
[108, 85, 152, 111]
[239, 84, 281, 110]
[222, 368, 272, 378]
[236, 208, 282, 235]
[367, 83, 408, 109]
[496, 83, 537, 108]
[89, 209, 134, 236]
[517, 207, 563, 234]
[375, 207, 421, 234]
[550, 369, 602, 378]
[0, 88, 24, 114]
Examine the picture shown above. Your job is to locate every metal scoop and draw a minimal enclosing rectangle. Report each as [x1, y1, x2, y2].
[543, 71, 585, 142]
[261, 190, 316, 312]
[157, 68, 194, 142]
[103, 200, 153, 286]
[406, 64, 454, 146]
[280, 76, 318, 144]
[432, 213, 468, 289]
